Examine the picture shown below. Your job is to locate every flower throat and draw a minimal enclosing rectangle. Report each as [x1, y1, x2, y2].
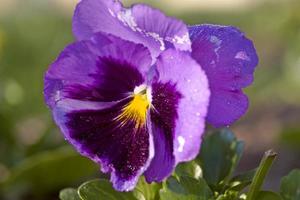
[117, 85, 151, 129]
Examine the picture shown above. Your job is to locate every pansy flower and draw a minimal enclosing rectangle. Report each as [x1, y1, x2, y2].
[44, 0, 258, 191]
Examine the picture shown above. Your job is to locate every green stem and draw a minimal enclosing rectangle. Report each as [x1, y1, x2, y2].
[246, 150, 277, 200]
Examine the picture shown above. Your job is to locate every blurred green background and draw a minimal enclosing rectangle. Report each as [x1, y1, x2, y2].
[0, 0, 299, 199]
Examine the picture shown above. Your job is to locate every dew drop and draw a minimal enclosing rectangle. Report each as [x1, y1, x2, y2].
[177, 136, 185, 152]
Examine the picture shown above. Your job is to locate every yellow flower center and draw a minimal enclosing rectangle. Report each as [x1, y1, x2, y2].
[117, 85, 151, 129]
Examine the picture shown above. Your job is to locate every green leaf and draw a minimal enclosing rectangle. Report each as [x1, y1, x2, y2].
[159, 176, 213, 200]
[255, 191, 282, 200]
[59, 188, 81, 200]
[78, 179, 141, 200]
[197, 129, 244, 189]
[215, 190, 240, 200]
[280, 169, 300, 200]
[228, 169, 256, 191]
[247, 150, 277, 200]
[136, 176, 161, 200]
[175, 161, 202, 180]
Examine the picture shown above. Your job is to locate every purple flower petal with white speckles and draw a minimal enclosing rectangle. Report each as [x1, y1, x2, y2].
[144, 49, 210, 182]
[189, 24, 258, 127]
[45, 33, 154, 191]
[73, 0, 191, 61]
[45, 32, 152, 107]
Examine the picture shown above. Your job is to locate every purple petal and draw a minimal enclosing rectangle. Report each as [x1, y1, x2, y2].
[144, 82, 181, 182]
[44, 33, 155, 191]
[73, 0, 191, 61]
[44, 32, 151, 108]
[145, 49, 210, 182]
[189, 24, 258, 127]
[52, 100, 154, 191]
